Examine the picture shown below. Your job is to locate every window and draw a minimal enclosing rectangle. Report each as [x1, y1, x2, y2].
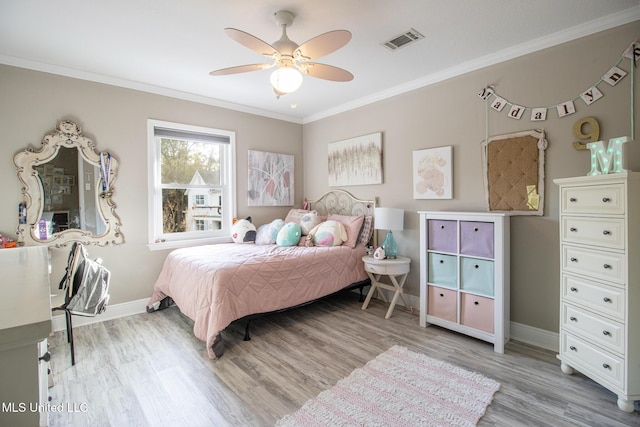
[147, 119, 236, 250]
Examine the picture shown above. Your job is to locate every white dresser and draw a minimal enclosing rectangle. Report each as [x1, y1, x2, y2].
[0, 246, 52, 427]
[554, 172, 640, 413]
[418, 211, 510, 353]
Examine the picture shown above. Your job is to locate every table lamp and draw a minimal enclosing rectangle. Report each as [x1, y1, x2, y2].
[374, 207, 404, 259]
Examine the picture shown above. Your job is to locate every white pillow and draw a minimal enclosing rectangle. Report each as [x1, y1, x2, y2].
[255, 219, 285, 245]
[299, 212, 323, 235]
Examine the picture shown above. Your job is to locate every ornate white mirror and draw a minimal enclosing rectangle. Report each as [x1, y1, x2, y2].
[13, 120, 124, 247]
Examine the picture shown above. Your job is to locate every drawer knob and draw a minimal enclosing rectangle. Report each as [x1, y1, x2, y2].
[570, 197, 577, 202]
[603, 330, 611, 336]
[570, 287, 578, 292]
[39, 352, 51, 363]
[602, 230, 611, 235]
[474, 227, 479, 232]
[474, 301, 479, 305]
[439, 293, 444, 297]
[570, 227, 577, 232]
[440, 225, 445, 229]
[603, 363, 611, 370]
[439, 260, 444, 264]
[474, 264, 479, 269]
[569, 345, 577, 351]
[603, 264, 612, 269]
[602, 197, 611, 203]
[603, 297, 612, 303]
[570, 257, 578, 262]
[570, 316, 577, 322]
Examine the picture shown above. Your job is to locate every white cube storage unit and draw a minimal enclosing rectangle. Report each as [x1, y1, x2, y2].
[419, 211, 510, 353]
[554, 172, 640, 413]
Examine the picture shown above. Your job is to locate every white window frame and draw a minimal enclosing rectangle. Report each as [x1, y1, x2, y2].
[147, 119, 236, 251]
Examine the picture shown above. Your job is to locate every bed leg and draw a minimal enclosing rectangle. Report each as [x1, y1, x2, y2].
[358, 285, 366, 302]
[243, 319, 252, 341]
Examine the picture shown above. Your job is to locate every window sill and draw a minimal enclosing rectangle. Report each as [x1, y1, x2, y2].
[147, 236, 233, 251]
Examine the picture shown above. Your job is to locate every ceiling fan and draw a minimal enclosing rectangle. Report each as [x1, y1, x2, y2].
[209, 10, 354, 97]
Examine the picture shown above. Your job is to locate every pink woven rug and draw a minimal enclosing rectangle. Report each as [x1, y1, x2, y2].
[277, 345, 500, 427]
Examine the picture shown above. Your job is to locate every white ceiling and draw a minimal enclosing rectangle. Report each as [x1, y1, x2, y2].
[1, 1, 639, 123]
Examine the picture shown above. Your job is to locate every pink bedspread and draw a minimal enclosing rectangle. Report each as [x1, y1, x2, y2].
[148, 243, 367, 358]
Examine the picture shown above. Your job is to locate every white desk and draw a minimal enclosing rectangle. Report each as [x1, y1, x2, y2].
[0, 246, 52, 427]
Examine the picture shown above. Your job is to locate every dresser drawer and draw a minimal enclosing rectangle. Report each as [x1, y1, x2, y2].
[427, 286, 457, 323]
[427, 220, 457, 253]
[460, 293, 494, 334]
[562, 303, 624, 355]
[364, 260, 410, 276]
[460, 257, 494, 296]
[562, 217, 625, 250]
[428, 253, 457, 289]
[561, 184, 624, 215]
[562, 274, 625, 321]
[561, 332, 624, 390]
[460, 221, 494, 258]
[562, 246, 625, 285]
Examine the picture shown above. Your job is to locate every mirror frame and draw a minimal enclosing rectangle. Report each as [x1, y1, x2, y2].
[13, 120, 124, 247]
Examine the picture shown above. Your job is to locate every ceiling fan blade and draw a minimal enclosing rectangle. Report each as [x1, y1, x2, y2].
[303, 63, 354, 82]
[209, 63, 272, 76]
[296, 30, 352, 59]
[224, 28, 278, 56]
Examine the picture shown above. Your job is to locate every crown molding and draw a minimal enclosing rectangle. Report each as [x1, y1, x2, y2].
[303, 7, 640, 124]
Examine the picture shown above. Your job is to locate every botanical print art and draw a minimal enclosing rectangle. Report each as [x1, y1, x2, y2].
[413, 146, 452, 199]
[328, 132, 382, 186]
[247, 150, 294, 206]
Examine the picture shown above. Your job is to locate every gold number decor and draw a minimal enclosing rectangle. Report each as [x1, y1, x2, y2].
[572, 117, 600, 150]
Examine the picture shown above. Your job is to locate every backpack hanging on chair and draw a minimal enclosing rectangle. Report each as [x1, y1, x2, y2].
[57, 242, 111, 317]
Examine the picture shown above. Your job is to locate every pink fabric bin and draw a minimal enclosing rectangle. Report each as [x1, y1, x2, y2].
[460, 293, 494, 333]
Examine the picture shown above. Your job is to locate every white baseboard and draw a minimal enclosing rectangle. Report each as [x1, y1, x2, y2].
[364, 290, 559, 352]
[510, 321, 559, 352]
[51, 298, 150, 332]
[52, 294, 560, 353]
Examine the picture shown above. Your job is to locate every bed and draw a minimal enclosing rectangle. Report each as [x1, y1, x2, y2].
[147, 190, 376, 359]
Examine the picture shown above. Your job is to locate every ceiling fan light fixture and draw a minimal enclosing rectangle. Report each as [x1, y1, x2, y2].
[270, 67, 303, 94]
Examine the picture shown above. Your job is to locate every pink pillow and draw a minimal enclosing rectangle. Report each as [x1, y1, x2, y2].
[284, 209, 310, 224]
[327, 214, 364, 248]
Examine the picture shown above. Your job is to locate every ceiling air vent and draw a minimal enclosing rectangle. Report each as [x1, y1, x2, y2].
[383, 28, 424, 51]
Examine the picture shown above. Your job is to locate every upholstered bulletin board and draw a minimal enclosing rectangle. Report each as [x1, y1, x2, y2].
[481, 129, 547, 215]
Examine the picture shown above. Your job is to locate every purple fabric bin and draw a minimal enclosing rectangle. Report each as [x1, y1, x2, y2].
[460, 221, 494, 258]
[428, 220, 457, 253]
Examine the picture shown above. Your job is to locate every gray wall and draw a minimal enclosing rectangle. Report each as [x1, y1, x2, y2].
[0, 65, 302, 304]
[1, 21, 637, 334]
[303, 22, 640, 332]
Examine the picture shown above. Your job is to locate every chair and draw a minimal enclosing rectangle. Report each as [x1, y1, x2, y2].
[52, 242, 111, 365]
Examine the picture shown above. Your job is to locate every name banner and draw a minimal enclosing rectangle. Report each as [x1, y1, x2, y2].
[478, 41, 639, 122]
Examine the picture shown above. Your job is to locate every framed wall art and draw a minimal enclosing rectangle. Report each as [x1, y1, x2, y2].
[328, 132, 382, 186]
[247, 150, 294, 206]
[413, 146, 453, 199]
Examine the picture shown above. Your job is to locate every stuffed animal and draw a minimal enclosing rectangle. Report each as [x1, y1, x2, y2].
[373, 246, 386, 259]
[231, 217, 256, 243]
[276, 222, 302, 246]
[307, 220, 347, 247]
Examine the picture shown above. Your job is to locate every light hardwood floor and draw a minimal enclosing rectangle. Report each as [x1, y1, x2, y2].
[48, 292, 639, 426]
